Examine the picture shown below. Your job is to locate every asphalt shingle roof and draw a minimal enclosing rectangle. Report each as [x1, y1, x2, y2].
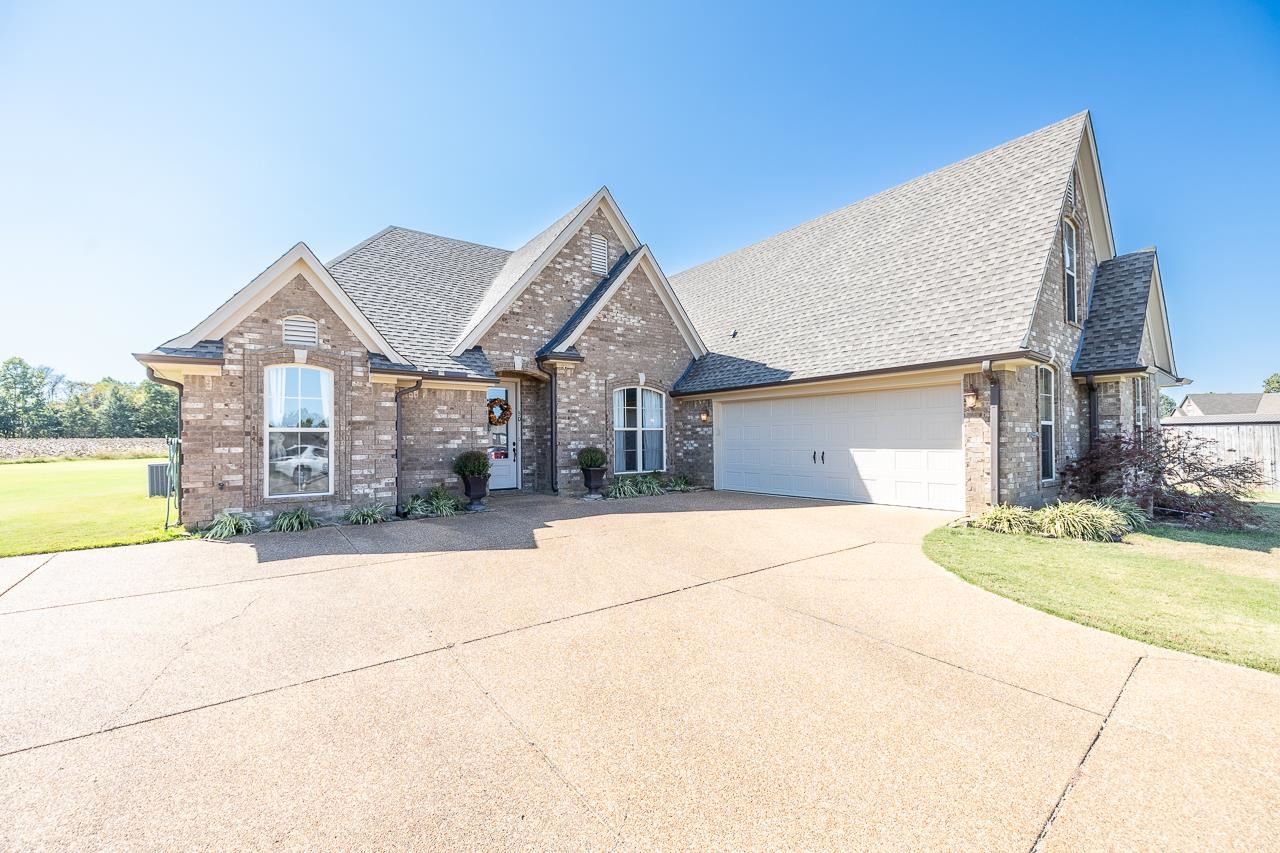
[1176, 393, 1279, 417]
[670, 112, 1089, 394]
[326, 227, 512, 378]
[1073, 249, 1156, 374]
[1163, 412, 1280, 426]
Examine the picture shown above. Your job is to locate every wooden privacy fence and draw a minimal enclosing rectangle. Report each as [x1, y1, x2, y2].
[1162, 422, 1280, 489]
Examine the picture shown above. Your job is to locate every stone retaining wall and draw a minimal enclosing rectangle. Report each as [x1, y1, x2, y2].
[0, 438, 169, 460]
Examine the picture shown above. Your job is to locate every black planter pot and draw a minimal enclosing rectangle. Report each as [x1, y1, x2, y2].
[581, 466, 605, 498]
[462, 473, 491, 511]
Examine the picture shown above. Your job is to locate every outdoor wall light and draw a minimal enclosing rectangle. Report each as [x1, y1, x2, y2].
[963, 387, 980, 410]
[699, 409, 711, 424]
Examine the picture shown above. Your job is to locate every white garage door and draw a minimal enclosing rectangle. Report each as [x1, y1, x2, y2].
[718, 384, 964, 511]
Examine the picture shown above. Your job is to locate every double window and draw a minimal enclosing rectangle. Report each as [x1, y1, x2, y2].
[266, 365, 333, 497]
[1062, 219, 1079, 323]
[613, 387, 665, 473]
[1038, 366, 1056, 482]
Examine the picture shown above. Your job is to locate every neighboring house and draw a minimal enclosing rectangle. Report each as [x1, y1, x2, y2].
[136, 110, 1184, 526]
[1164, 394, 1280, 487]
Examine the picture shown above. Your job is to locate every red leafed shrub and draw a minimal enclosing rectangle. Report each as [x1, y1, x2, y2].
[1062, 428, 1268, 528]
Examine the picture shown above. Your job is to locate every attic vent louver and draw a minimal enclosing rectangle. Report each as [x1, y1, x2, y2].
[590, 235, 609, 275]
[1065, 174, 1076, 212]
[282, 316, 319, 346]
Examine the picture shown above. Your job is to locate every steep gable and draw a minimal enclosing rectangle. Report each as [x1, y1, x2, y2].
[673, 112, 1093, 394]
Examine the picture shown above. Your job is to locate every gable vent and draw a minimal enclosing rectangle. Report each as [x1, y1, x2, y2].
[590, 234, 609, 275]
[1065, 174, 1076, 212]
[282, 316, 319, 346]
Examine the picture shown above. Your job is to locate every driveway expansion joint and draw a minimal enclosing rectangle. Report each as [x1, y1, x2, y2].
[1028, 655, 1145, 853]
[0, 553, 56, 601]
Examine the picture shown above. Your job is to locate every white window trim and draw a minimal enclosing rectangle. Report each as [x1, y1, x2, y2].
[613, 386, 666, 474]
[282, 315, 319, 346]
[264, 364, 335, 499]
[1133, 376, 1149, 441]
[1062, 219, 1079, 324]
[1039, 366, 1056, 483]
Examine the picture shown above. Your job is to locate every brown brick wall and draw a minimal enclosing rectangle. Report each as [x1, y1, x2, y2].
[554, 263, 702, 494]
[1002, 164, 1097, 506]
[179, 273, 396, 526]
[672, 397, 714, 484]
[397, 386, 489, 499]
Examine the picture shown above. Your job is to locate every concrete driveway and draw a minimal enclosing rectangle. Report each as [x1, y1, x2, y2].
[1, 492, 1276, 850]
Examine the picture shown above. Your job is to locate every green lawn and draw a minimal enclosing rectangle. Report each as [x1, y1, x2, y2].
[923, 499, 1280, 674]
[0, 458, 184, 558]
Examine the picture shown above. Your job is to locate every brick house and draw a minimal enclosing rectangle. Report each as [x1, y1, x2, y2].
[136, 111, 1183, 527]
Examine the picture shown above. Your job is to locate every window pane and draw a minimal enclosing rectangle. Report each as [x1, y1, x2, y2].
[300, 369, 322, 398]
[613, 390, 624, 425]
[624, 403, 638, 429]
[642, 389, 664, 428]
[1040, 424, 1054, 480]
[268, 430, 330, 496]
[642, 430, 663, 471]
[615, 430, 637, 473]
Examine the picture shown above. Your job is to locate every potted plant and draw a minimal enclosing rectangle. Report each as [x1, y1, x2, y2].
[453, 450, 491, 511]
[577, 446, 607, 499]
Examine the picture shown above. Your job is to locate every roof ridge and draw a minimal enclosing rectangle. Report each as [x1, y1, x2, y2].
[672, 111, 1090, 280]
[328, 225, 510, 268]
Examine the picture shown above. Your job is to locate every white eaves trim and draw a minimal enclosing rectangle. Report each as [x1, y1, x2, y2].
[451, 186, 642, 356]
[1146, 251, 1178, 377]
[165, 242, 406, 364]
[1076, 113, 1116, 262]
[554, 245, 707, 358]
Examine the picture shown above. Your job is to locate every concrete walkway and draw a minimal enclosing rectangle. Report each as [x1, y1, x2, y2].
[1, 492, 1275, 850]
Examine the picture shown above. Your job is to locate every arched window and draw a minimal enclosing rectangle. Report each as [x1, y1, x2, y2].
[266, 365, 333, 497]
[1062, 219, 1078, 323]
[282, 316, 319, 346]
[1038, 366, 1056, 482]
[613, 387, 665, 474]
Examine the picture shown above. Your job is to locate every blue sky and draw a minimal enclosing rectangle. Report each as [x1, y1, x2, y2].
[1, 1, 1277, 400]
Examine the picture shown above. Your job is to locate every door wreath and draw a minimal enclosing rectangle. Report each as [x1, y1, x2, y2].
[486, 397, 513, 426]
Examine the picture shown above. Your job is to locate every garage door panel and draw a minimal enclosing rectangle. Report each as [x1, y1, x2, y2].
[719, 384, 963, 511]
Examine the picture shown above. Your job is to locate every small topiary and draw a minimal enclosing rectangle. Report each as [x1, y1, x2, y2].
[271, 507, 320, 533]
[577, 446, 607, 470]
[343, 502, 390, 525]
[453, 450, 490, 478]
[971, 504, 1039, 535]
[204, 512, 258, 540]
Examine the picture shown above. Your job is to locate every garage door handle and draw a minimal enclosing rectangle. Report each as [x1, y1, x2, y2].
[812, 451, 817, 464]
[821, 451, 825, 464]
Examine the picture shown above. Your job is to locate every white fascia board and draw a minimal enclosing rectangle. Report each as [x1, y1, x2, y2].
[167, 243, 406, 364]
[1078, 114, 1116, 261]
[1147, 253, 1178, 376]
[451, 187, 642, 356]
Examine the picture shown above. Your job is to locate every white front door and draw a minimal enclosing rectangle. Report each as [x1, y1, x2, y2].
[485, 381, 520, 489]
[717, 383, 964, 511]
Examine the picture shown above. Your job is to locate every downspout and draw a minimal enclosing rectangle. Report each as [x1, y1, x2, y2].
[394, 379, 424, 515]
[981, 360, 1000, 507]
[1086, 376, 1100, 444]
[535, 359, 559, 494]
[146, 367, 183, 520]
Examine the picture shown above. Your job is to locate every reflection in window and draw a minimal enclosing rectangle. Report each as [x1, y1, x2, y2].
[266, 365, 333, 496]
[613, 387, 665, 473]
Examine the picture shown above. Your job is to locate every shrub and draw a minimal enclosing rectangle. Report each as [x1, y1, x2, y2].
[204, 512, 257, 540]
[1034, 501, 1128, 541]
[605, 476, 640, 499]
[1063, 428, 1267, 528]
[270, 507, 320, 533]
[1089, 496, 1148, 531]
[971, 504, 1039, 535]
[635, 474, 666, 496]
[343, 502, 389, 525]
[453, 450, 490, 478]
[576, 446, 607, 470]
[406, 486, 460, 518]
[663, 474, 696, 492]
